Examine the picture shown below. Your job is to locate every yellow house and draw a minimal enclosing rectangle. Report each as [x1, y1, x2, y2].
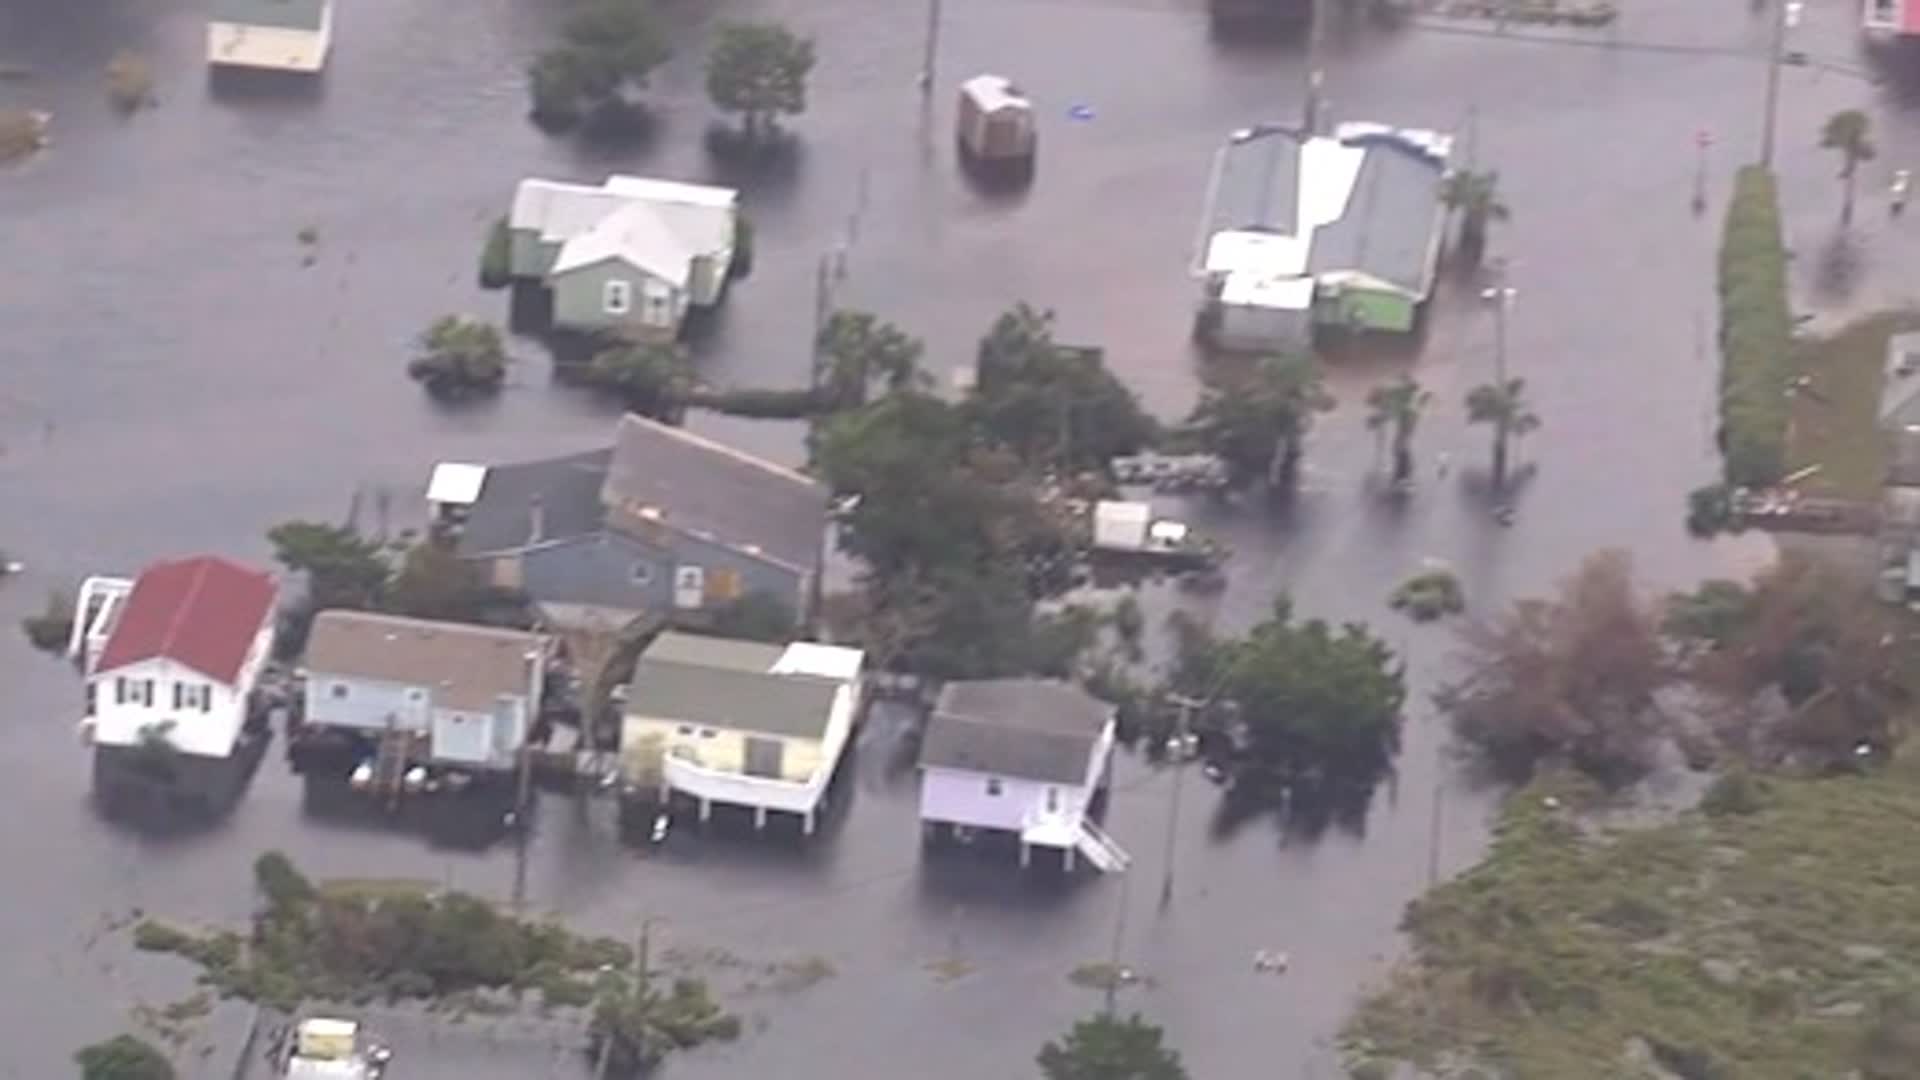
[619, 631, 862, 835]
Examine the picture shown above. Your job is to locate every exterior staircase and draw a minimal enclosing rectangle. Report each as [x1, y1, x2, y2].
[1075, 819, 1132, 873]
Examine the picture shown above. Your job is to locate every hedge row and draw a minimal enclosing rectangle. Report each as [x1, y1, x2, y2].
[1717, 166, 1793, 488]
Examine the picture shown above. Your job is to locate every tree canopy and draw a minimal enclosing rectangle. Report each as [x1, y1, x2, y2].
[1037, 1013, 1188, 1080]
[1183, 353, 1332, 490]
[817, 309, 926, 408]
[1439, 550, 1674, 787]
[528, 0, 669, 130]
[75, 1035, 174, 1080]
[409, 315, 508, 399]
[967, 304, 1156, 474]
[1218, 598, 1406, 795]
[704, 20, 816, 139]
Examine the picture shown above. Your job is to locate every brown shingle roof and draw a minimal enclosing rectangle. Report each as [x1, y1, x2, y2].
[303, 611, 547, 712]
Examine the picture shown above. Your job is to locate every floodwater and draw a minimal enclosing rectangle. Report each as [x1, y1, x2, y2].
[0, 0, 1909, 1075]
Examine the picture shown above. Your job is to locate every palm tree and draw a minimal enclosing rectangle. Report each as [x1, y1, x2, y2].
[1365, 375, 1432, 486]
[1186, 354, 1333, 490]
[1465, 377, 1540, 490]
[1439, 169, 1510, 264]
[1820, 109, 1877, 226]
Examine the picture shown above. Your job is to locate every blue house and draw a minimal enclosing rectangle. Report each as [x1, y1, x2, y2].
[429, 415, 829, 634]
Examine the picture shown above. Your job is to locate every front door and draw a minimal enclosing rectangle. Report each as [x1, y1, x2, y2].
[743, 736, 784, 780]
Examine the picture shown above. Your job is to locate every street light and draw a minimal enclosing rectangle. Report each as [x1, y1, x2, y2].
[1479, 283, 1516, 386]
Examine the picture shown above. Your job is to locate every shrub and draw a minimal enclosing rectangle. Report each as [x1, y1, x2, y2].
[1716, 167, 1792, 488]
[1389, 569, 1465, 622]
[253, 851, 315, 912]
[0, 107, 46, 162]
[133, 920, 195, 954]
[479, 216, 512, 289]
[20, 588, 72, 654]
[105, 51, 154, 114]
[1700, 769, 1773, 817]
[409, 315, 509, 398]
[75, 1034, 174, 1080]
[1686, 482, 1740, 537]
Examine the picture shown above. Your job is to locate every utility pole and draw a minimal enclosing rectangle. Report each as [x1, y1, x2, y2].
[511, 741, 533, 911]
[1303, 0, 1326, 134]
[1159, 694, 1203, 911]
[1694, 129, 1712, 216]
[1102, 869, 1132, 1017]
[1463, 104, 1479, 171]
[919, 0, 943, 99]
[593, 919, 655, 1080]
[1425, 738, 1445, 886]
[1759, 0, 1791, 168]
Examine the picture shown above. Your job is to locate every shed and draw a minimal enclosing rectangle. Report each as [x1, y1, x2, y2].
[1879, 331, 1920, 431]
[957, 74, 1036, 162]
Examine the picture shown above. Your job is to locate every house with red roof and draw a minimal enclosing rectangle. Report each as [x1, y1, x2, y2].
[82, 555, 279, 809]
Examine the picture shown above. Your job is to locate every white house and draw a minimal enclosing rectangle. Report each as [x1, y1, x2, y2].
[506, 175, 741, 340]
[208, 0, 334, 73]
[296, 610, 549, 788]
[918, 679, 1129, 872]
[81, 555, 279, 811]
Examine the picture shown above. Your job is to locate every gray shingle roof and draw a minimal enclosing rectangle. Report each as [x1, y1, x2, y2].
[603, 414, 828, 573]
[1208, 126, 1303, 236]
[920, 679, 1112, 785]
[1305, 134, 1447, 296]
[644, 630, 787, 674]
[626, 657, 840, 740]
[304, 611, 546, 713]
[211, 0, 328, 31]
[455, 449, 612, 558]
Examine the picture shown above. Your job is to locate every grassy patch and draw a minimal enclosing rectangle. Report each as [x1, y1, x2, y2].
[1346, 764, 1920, 1078]
[133, 852, 736, 1070]
[1787, 312, 1920, 500]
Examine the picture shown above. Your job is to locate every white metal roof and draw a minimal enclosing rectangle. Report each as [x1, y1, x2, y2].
[1298, 136, 1368, 230]
[605, 175, 739, 210]
[960, 74, 1031, 114]
[1205, 229, 1308, 278]
[427, 462, 487, 506]
[1220, 271, 1315, 311]
[550, 202, 698, 284]
[773, 642, 865, 683]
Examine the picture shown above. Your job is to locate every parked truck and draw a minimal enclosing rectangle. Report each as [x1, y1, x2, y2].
[1087, 500, 1222, 568]
[279, 1018, 391, 1080]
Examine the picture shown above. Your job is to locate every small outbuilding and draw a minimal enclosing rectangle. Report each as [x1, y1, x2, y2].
[957, 75, 1037, 174]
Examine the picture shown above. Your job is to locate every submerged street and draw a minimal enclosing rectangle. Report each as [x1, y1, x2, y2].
[0, 0, 1912, 1074]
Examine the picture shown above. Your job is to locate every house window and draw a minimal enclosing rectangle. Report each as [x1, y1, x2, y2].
[676, 724, 695, 736]
[986, 777, 1003, 797]
[641, 281, 673, 327]
[139, 679, 155, 707]
[331, 682, 350, 700]
[115, 677, 128, 706]
[172, 681, 182, 710]
[673, 565, 706, 610]
[603, 279, 633, 316]
[1046, 786, 1060, 813]
[630, 561, 653, 585]
[176, 683, 211, 712]
[698, 728, 717, 739]
[407, 688, 426, 703]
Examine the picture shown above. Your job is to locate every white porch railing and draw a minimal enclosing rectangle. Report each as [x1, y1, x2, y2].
[67, 576, 133, 672]
[662, 751, 822, 815]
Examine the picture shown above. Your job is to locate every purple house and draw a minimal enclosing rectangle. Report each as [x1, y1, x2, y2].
[917, 679, 1129, 872]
